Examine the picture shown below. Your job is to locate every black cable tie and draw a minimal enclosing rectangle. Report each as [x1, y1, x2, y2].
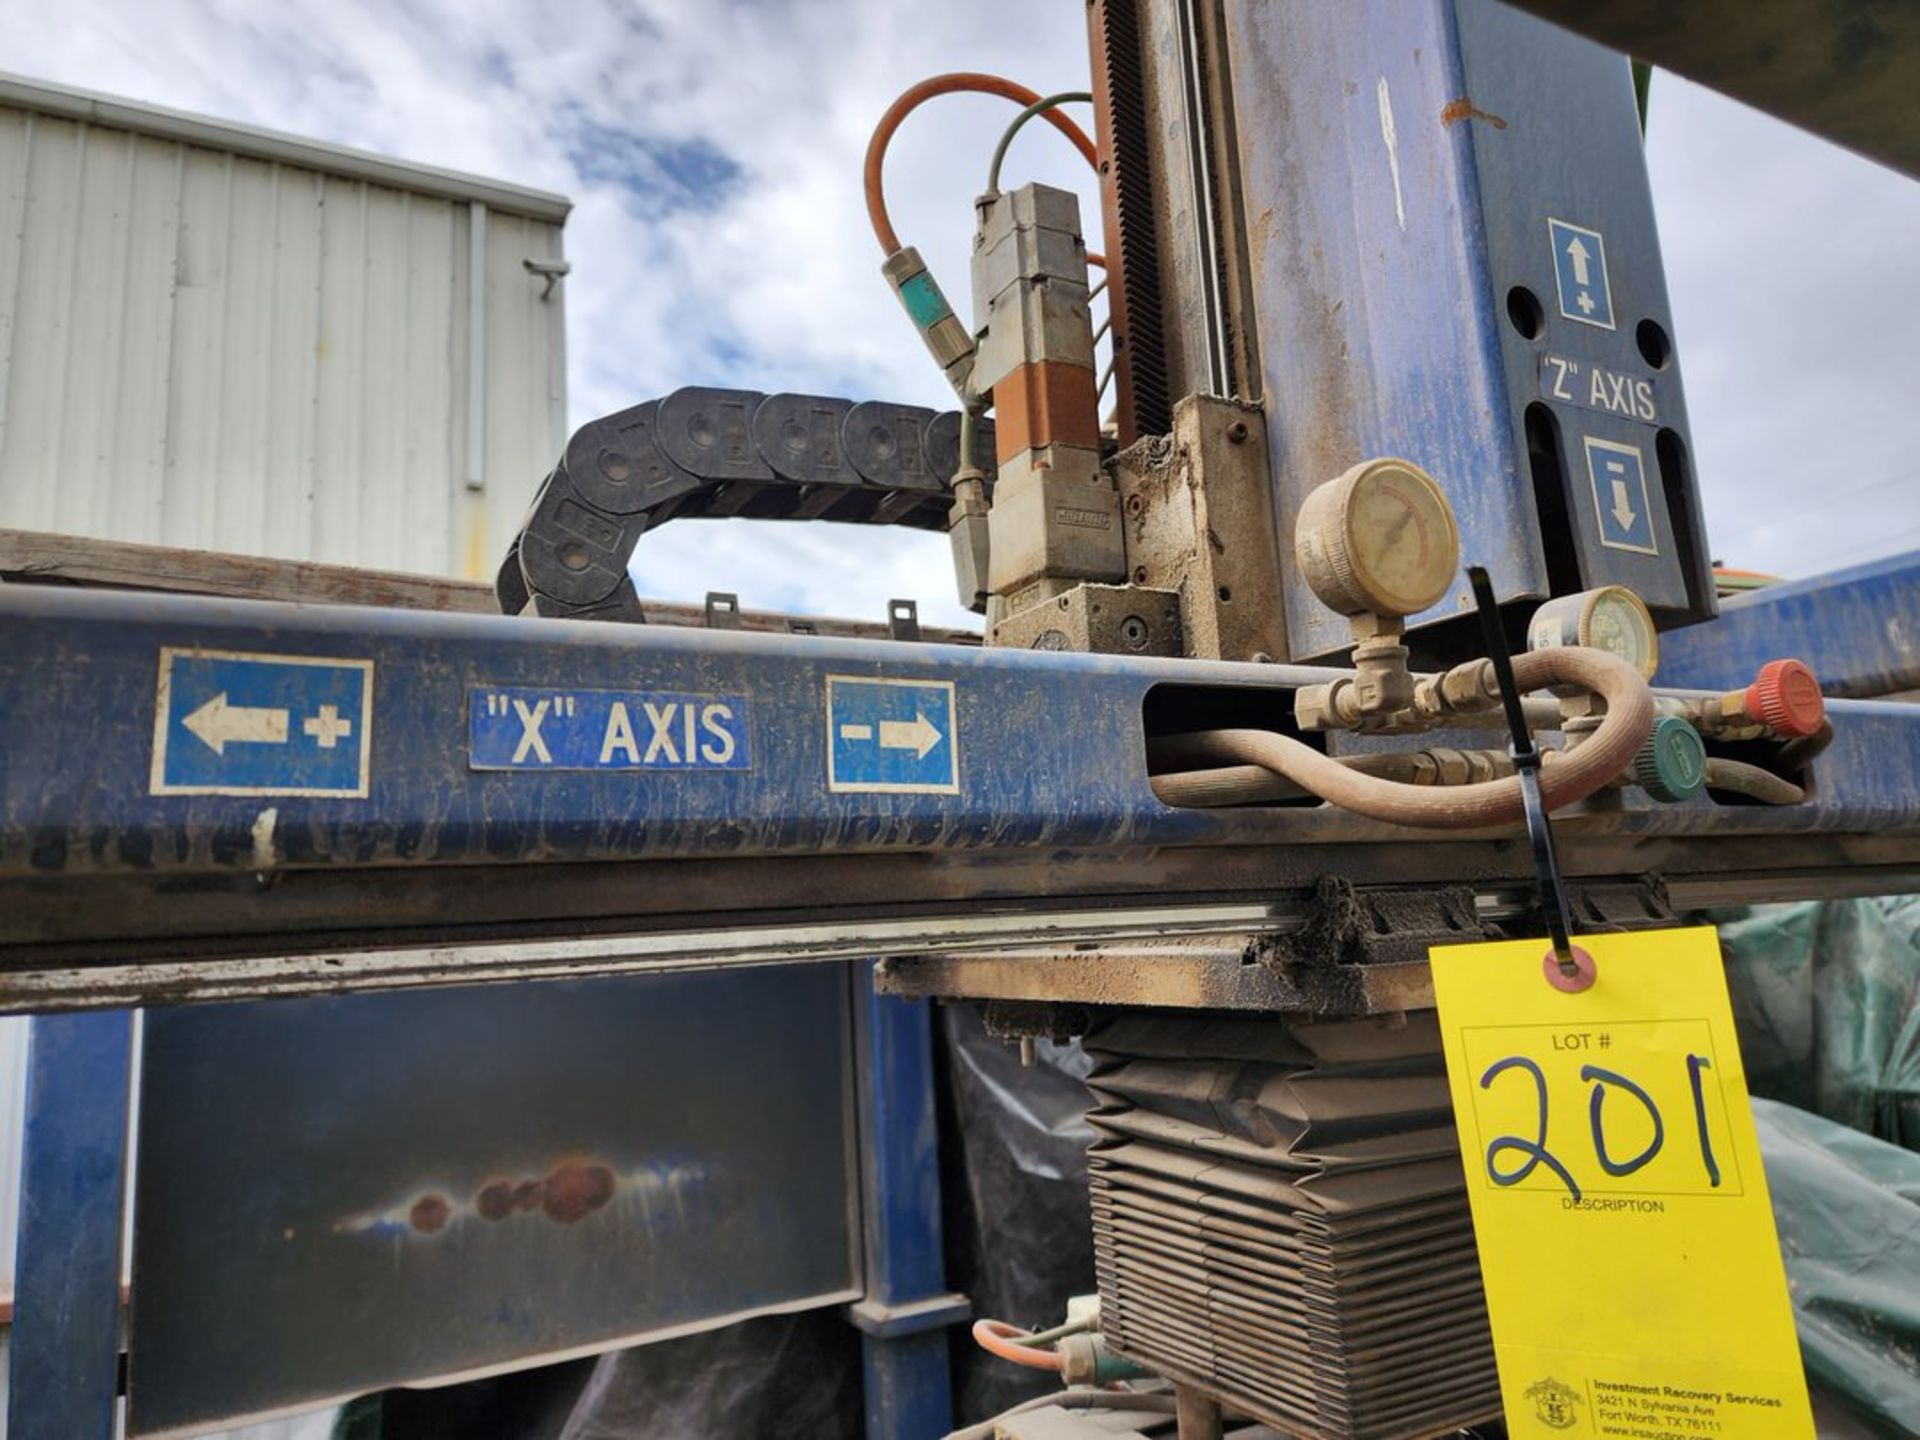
[1466, 567, 1582, 980]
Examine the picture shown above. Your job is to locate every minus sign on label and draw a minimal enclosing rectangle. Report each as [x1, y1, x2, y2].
[839, 723, 874, 741]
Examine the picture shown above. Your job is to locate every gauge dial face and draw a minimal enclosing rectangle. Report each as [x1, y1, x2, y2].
[1527, 586, 1658, 680]
[1342, 465, 1459, 617]
[1582, 587, 1658, 679]
[1581, 588, 1658, 679]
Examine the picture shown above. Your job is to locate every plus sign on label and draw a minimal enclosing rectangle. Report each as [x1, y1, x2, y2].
[151, 648, 374, 797]
[1583, 435, 1659, 556]
[826, 676, 959, 794]
[1548, 217, 1615, 330]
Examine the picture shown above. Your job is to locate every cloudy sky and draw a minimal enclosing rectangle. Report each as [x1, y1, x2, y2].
[3, 0, 1914, 627]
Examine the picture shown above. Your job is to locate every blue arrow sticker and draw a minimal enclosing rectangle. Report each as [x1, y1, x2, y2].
[1548, 217, 1615, 330]
[1583, 435, 1659, 556]
[151, 649, 373, 797]
[825, 676, 959, 795]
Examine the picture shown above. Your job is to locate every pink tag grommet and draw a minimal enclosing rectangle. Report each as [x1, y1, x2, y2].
[1543, 944, 1597, 993]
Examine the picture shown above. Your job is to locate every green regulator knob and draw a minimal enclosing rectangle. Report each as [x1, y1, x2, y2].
[1632, 715, 1708, 802]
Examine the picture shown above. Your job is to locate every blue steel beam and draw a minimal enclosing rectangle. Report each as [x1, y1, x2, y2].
[7, 1011, 134, 1440]
[5, 582, 1920, 1014]
[849, 964, 967, 1440]
[1657, 550, 1920, 699]
[2, 583, 1919, 888]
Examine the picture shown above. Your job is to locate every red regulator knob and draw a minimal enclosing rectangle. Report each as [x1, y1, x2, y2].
[1745, 658, 1825, 739]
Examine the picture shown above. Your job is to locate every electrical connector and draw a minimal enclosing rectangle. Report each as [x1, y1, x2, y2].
[881, 246, 974, 398]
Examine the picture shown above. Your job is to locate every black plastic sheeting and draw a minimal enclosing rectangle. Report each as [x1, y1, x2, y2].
[554, 1310, 864, 1440]
[934, 1002, 1097, 1427]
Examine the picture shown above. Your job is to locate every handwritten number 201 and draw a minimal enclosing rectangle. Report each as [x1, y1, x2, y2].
[1479, 1053, 1720, 1202]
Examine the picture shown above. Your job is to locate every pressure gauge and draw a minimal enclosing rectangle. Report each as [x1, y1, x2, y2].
[1528, 586, 1659, 681]
[1295, 458, 1460, 619]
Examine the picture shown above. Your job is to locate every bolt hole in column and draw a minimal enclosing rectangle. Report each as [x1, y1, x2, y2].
[1506, 285, 1545, 340]
[1523, 403, 1582, 595]
[1636, 318, 1672, 369]
[1654, 426, 1716, 616]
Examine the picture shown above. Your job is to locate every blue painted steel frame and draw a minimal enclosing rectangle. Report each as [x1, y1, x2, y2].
[4, 585, 1919, 884]
[851, 964, 966, 1439]
[1224, 0, 1713, 660]
[1657, 550, 1920, 699]
[7, 1011, 133, 1440]
[5, 572, 1920, 1435]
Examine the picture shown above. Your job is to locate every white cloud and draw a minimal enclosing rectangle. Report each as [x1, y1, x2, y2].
[2, 4, 1912, 621]
[0, 0, 1102, 627]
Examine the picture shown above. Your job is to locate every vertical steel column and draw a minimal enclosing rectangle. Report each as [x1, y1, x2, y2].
[848, 962, 969, 1440]
[7, 1010, 134, 1440]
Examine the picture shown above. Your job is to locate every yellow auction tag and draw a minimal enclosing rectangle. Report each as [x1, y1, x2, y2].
[1430, 926, 1813, 1438]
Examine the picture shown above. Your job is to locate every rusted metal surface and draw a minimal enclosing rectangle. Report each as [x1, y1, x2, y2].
[1114, 393, 1289, 661]
[129, 965, 862, 1435]
[353, 1159, 641, 1238]
[874, 877, 1669, 1015]
[877, 944, 1438, 1015]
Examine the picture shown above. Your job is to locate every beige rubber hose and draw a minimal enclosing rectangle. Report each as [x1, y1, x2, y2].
[1150, 648, 1655, 829]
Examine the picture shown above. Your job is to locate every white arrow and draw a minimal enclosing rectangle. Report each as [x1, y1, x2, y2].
[1566, 235, 1592, 287]
[879, 713, 943, 760]
[183, 692, 289, 755]
[1610, 478, 1638, 531]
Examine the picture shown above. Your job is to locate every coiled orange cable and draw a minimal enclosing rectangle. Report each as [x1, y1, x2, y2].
[972, 1318, 1066, 1372]
[863, 72, 1106, 268]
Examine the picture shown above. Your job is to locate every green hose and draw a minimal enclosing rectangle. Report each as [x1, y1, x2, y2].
[987, 92, 1094, 195]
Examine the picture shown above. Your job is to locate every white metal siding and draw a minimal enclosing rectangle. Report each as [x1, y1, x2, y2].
[0, 99, 567, 578]
[0, 81, 571, 1438]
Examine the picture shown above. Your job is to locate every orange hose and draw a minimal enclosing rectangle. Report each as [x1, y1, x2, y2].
[972, 1319, 1066, 1372]
[864, 72, 1106, 266]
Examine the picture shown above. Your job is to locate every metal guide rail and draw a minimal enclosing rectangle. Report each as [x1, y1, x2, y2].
[3, 583, 1920, 1008]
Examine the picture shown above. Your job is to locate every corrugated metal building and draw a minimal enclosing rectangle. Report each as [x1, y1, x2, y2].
[0, 70, 570, 579]
[0, 74, 573, 1437]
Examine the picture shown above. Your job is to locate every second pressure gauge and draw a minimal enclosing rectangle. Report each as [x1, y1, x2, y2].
[1527, 585, 1659, 680]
